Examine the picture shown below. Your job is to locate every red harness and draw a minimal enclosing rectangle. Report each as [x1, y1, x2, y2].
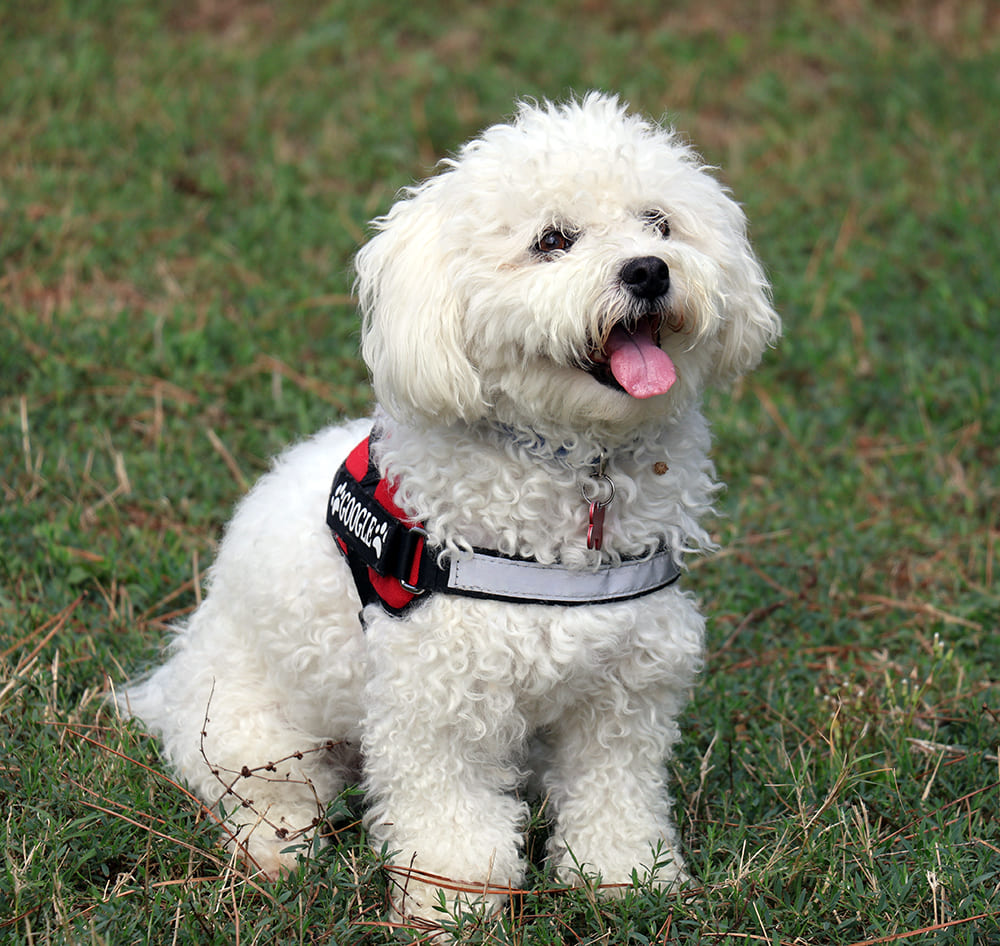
[327, 436, 428, 613]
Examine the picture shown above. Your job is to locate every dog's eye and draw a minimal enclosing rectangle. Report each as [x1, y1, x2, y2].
[642, 211, 670, 239]
[534, 228, 576, 256]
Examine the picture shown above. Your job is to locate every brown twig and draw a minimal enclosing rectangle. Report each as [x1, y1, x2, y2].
[198, 684, 338, 844]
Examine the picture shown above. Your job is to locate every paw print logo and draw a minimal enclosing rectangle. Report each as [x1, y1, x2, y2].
[371, 523, 389, 558]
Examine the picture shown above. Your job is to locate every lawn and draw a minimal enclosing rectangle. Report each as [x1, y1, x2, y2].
[2, 1, 998, 943]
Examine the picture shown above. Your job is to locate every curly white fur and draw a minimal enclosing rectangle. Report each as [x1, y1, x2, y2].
[120, 93, 779, 929]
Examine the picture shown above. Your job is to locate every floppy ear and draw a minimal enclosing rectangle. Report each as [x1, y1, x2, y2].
[355, 181, 486, 425]
[711, 230, 781, 382]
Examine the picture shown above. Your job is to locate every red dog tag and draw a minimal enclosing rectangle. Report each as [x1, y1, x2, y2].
[583, 453, 614, 551]
[587, 500, 606, 550]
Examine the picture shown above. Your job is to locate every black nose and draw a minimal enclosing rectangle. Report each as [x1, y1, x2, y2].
[620, 256, 670, 300]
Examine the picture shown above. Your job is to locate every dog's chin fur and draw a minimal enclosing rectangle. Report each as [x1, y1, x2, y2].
[486, 362, 691, 446]
[119, 93, 779, 931]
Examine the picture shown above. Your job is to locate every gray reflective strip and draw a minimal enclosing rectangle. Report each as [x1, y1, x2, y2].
[446, 548, 680, 603]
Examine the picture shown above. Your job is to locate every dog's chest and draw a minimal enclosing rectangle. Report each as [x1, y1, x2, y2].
[376, 592, 660, 696]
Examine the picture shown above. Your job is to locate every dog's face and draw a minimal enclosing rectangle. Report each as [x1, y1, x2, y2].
[356, 94, 780, 441]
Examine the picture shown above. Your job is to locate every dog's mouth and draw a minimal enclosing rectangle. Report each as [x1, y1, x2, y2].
[585, 314, 677, 399]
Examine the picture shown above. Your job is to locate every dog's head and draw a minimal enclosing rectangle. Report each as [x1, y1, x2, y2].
[356, 93, 779, 441]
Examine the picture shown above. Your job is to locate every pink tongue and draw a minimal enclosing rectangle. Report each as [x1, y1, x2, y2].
[606, 324, 676, 398]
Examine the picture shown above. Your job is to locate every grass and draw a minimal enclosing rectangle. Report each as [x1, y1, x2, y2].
[2, 0, 998, 943]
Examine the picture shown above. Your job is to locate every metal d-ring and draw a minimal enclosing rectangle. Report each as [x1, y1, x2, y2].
[580, 471, 616, 509]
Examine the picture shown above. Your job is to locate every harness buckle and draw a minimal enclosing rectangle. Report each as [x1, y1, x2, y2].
[398, 526, 429, 594]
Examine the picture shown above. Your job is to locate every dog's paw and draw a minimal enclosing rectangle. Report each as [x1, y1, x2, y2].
[554, 844, 689, 897]
[387, 874, 509, 941]
[233, 833, 323, 881]
[221, 807, 327, 880]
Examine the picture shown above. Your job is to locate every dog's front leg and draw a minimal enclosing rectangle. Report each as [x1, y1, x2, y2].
[360, 605, 528, 929]
[543, 678, 690, 893]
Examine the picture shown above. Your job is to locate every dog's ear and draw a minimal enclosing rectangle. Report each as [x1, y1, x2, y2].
[355, 183, 486, 425]
[711, 235, 781, 384]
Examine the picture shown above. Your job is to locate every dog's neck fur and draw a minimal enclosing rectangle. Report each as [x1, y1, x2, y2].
[370, 406, 720, 568]
[485, 421, 640, 477]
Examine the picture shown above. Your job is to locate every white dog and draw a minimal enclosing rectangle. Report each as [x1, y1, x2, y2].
[121, 93, 779, 928]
